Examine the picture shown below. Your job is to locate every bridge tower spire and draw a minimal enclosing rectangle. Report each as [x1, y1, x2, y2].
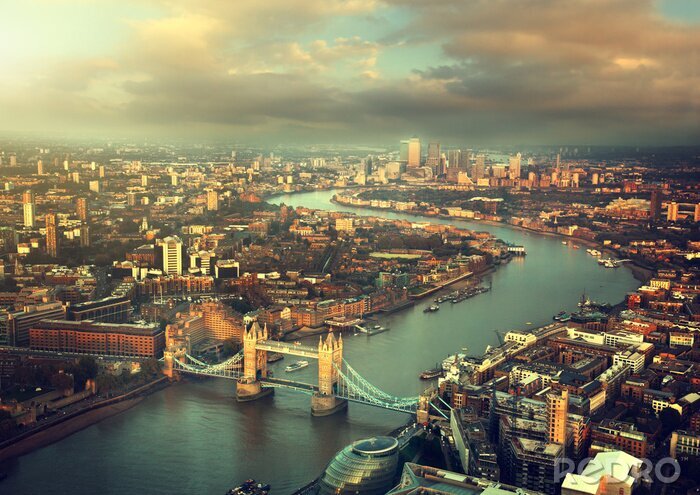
[236, 321, 273, 402]
[311, 332, 347, 416]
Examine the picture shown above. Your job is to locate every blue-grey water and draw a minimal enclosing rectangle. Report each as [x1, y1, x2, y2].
[0, 189, 639, 494]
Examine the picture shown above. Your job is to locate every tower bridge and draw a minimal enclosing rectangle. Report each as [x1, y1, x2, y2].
[163, 322, 420, 416]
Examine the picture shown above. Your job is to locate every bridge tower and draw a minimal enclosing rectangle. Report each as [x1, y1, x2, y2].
[237, 322, 273, 401]
[162, 344, 187, 379]
[311, 332, 347, 416]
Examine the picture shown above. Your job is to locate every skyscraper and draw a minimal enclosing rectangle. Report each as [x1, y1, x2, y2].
[23, 190, 36, 228]
[473, 154, 486, 181]
[399, 140, 409, 162]
[161, 236, 183, 275]
[446, 149, 461, 170]
[460, 149, 471, 171]
[509, 153, 522, 180]
[207, 190, 219, 211]
[546, 389, 569, 446]
[649, 189, 662, 222]
[426, 142, 440, 169]
[76, 197, 89, 222]
[407, 138, 421, 168]
[80, 223, 90, 247]
[37, 160, 44, 175]
[45, 212, 59, 258]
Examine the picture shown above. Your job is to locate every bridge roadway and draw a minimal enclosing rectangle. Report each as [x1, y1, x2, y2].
[261, 377, 318, 393]
[255, 340, 319, 359]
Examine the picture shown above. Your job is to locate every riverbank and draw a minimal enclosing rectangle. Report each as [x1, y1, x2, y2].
[0, 376, 170, 463]
[330, 196, 652, 286]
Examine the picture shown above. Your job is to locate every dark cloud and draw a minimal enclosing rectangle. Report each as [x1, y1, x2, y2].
[1, 0, 698, 145]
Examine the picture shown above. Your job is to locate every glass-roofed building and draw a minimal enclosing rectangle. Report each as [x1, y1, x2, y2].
[318, 436, 400, 495]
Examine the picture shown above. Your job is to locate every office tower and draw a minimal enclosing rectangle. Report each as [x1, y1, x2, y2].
[207, 190, 220, 211]
[10, 155, 17, 167]
[99, 165, 105, 178]
[649, 189, 662, 221]
[89, 180, 101, 193]
[80, 224, 90, 247]
[23, 190, 36, 228]
[695, 203, 700, 222]
[76, 197, 88, 222]
[37, 160, 44, 175]
[71, 172, 80, 183]
[399, 140, 409, 162]
[473, 154, 485, 181]
[426, 142, 440, 171]
[509, 153, 522, 180]
[171, 174, 179, 186]
[127, 192, 136, 206]
[555, 153, 561, 172]
[546, 389, 569, 446]
[460, 149, 472, 171]
[141, 174, 148, 187]
[446, 149, 460, 170]
[162, 236, 183, 275]
[45, 213, 59, 258]
[407, 137, 421, 168]
[667, 201, 679, 222]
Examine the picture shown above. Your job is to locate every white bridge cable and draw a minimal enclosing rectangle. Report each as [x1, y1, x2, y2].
[334, 362, 418, 409]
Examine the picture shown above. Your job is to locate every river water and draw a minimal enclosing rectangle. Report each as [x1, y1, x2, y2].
[1, 189, 639, 495]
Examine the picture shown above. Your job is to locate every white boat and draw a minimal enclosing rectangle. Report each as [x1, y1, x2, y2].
[285, 360, 309, 372]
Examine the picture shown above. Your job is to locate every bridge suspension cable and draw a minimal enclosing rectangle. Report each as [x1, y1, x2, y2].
[334, 361, 418, 412]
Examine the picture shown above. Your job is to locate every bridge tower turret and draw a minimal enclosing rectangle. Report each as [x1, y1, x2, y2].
[311, 332, 347, 416]
[237, 321, 273, 402]
[163, 344, 187, 379]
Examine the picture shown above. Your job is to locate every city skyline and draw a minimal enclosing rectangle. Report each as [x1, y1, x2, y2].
[1, 0, 699, 145]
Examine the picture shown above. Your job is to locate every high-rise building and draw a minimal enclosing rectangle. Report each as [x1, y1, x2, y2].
[667, 201, 679, 222]
[649, 189, 662, 221]
[10, 155, 17, 167]
[127, 192, 137, 207]
[22, 190, 36, 228]
[426, 142, 440, 172]
[76, 197, 89, 222]
[460, 149, 472, 171]
[407, 138, 421, 168]
[141, 174, 148, 187]
[89, 180, 101, 193]
[694, 203, 700, 223]
[473, 154, 486, 181]
[80, 223, 90, 247]
[171, 174, 179, 186]
[509, 153, 522, 180]
[161, 236, 183, 275]
[546, 389, 569, 446]
[447, 149, 461, 171]
[399, 140, 409, 162]
[98, 165, 105, 178]
[206, 190, 219, 211]
[37, 160, 44, 175]
[45, 212, 59, 258]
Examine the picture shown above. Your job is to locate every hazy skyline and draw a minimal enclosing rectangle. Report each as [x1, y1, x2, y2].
[1, 0, 699, 145]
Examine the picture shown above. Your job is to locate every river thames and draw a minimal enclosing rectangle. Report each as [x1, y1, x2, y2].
[1, 189, 640, 495]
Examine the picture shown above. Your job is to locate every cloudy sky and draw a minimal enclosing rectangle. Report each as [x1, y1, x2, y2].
[1, 0, 699, 146]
